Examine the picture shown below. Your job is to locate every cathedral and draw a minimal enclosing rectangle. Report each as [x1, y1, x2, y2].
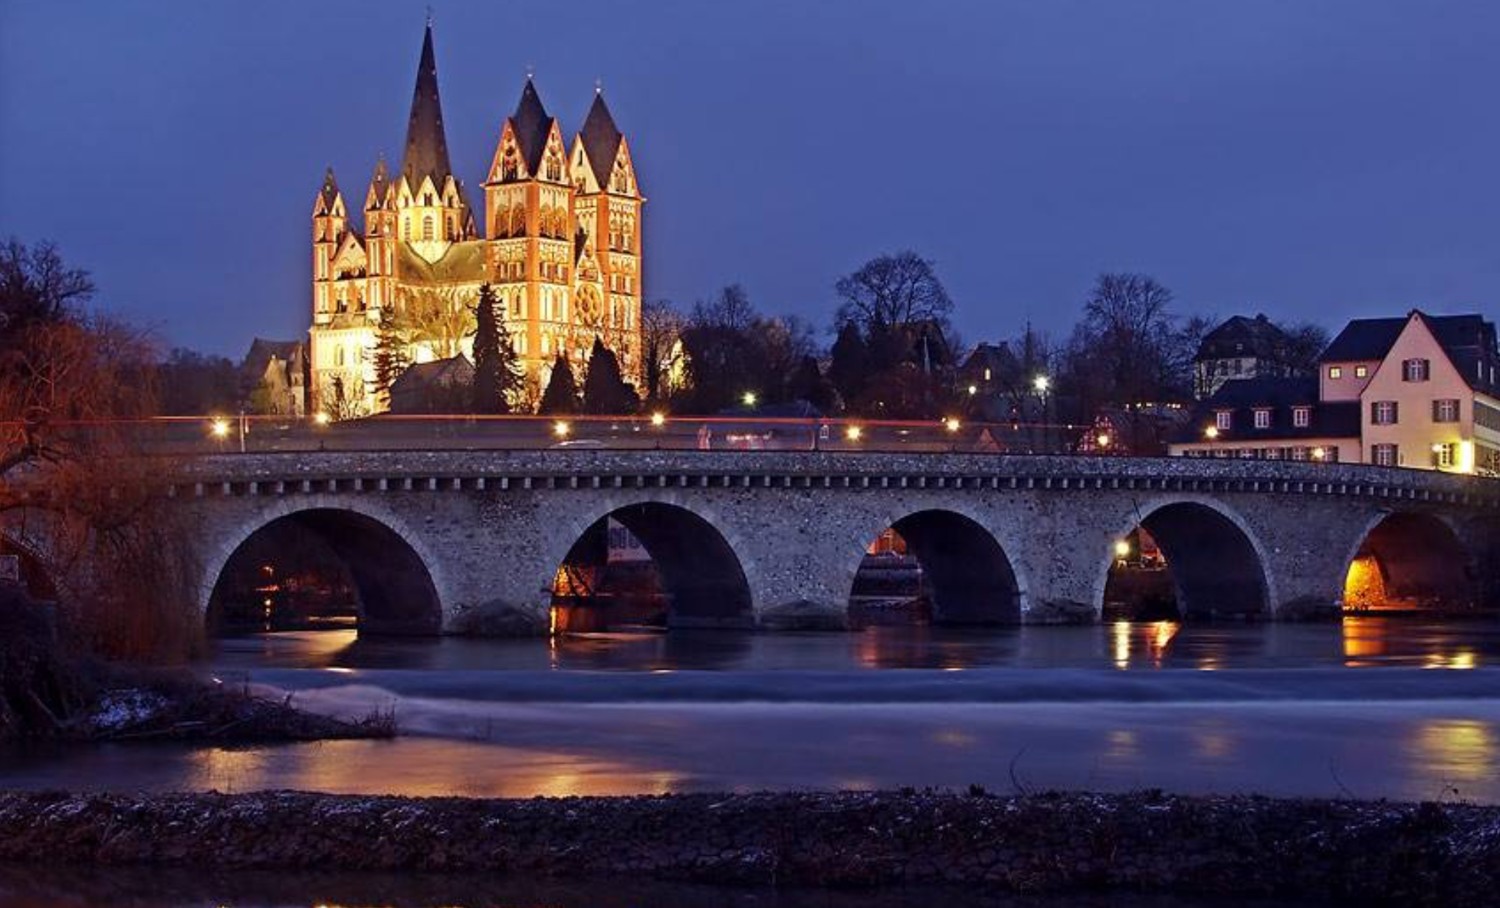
[309, 23, 644, 414]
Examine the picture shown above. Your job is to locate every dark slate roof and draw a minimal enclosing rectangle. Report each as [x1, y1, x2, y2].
[1321, 310, 1500, 394]
[242, 338, 304, 381]
[390, 355, 474, 394]
[958, 342, 1018, 379]
[400, 24, 456, 192]
[510, 79, 555, 175]
[1173, 377, 1360, 444]
[1320, 317, 1407, 362]
[1195, 314, 1290, 362]
[396, 240, 486, 284]
[578, 91, 624, 189]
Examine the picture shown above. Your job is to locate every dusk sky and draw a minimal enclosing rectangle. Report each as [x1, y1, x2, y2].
[4, 0, 1500, 357]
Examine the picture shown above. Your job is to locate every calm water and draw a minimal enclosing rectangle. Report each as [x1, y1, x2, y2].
[1, 617, 1498, 805]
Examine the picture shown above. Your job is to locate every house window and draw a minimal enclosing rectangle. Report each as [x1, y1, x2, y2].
[1433, 399, 1460, 423]
[421, 216, 435, 241]
[1372, 443, 1398, 467]
[1433, 443, 1456, 468]
[1403, 358, 1430, 382]
[334, 345, 346, 367]
[1263, 447, 1282, 460]
[1329, 366, 1343, 379]
[1355, 365, 1368, 379]
[1253, 409, 1271, 429]
[984, 368, 992, 381]
[1292, 406, 1311, 428]
[1290, 446, 1308, 461]
[1239, 448, 1256, 459]
[1371, 400, 1398, 425]
[1215, 411, 1232, 431]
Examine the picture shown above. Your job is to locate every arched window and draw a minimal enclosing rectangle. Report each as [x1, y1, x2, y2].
[546, 152, 562, 182]
[422, 216, 435, 241]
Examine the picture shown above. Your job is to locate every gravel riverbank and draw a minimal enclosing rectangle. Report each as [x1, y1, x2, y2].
[0, 789, 1495, 905]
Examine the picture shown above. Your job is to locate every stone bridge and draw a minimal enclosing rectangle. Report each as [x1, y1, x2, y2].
[16, 451, 1500, 634]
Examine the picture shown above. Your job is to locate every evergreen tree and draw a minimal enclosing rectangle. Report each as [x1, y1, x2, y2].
[582, 337, 640, 414]
[787, 355, 837, 414]
[371, 306, 411, 406]
[470, 284, 521, 413]
[827, 321, 870, 410]
[537, 354, 579, 415]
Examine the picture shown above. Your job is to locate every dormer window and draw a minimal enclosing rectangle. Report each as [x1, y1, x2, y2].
[1292, 406, 1311, 428]
[1215, 411, 1232, 431]
[1253, 408, 1271, 429]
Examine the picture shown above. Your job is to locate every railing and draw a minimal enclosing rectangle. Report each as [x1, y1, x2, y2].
[8, 413, 1101, 457]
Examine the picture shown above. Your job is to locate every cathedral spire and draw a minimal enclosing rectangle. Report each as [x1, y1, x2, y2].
[400, 22, 455, 192]
[510, 78, 554, 174]
[578, 91, 624, 190]
[315, 167, 341, 213]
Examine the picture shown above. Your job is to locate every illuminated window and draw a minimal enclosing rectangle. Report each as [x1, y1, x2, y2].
[422, 216, 435, 241]
[1355, 365, 1368, 378]
[1329, 366, 1343, 379]
[1434, 443, 1456, 468]
[1292, 406, 1311, 428]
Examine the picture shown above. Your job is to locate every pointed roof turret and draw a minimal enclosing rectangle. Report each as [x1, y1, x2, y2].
[510, 78, 555, 174]
[315, 167, 342, 214]
[400, 23, 455, 192]
[365, 155, 390, 209]
[579, 90, 625, 190]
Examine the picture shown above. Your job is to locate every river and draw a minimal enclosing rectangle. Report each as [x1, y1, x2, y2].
[1, 616, 1497, 805]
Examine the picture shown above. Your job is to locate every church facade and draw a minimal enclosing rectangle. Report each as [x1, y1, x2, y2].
[309, 24, 644, 414]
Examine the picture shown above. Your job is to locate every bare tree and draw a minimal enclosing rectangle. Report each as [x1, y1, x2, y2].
[0, 238, 95, 345]
[835, 251, 953, 334]
[1281, 320, 1331, 375]
[640, 298, 684, 404]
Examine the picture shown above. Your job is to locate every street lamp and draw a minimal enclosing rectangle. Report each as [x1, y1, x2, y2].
[553, 420, 571, 438]
[313, 411, 331, 426]
[650, 411, 666, 427]
[1096, 433, 1111, 449]
[845, 424, 863, 441]
[742, 391, 758, 408]
[1204, 426, 1220, 440]
[1032, 374, 1050, 453]
[944, 417, 961, 433]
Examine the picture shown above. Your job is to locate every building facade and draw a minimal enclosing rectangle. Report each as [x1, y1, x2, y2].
[309, 24, 644, 415]
[1171, 310, 1500, 475]
[1192, 314, 1297, 399]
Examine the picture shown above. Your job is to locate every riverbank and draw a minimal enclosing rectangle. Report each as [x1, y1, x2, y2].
[0, 790, 1494, 906]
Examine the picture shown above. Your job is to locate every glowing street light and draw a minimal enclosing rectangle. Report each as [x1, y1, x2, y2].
[209, 418, 230, 439]
[944, 417, 961, 433]
[650, 411, 666, 427]
[313, 411, 331, 426]
[1096, 433, 1111, 448]
[742, 391, 758, 408]
[553, 420, 571, 438]
[967, 384, 978, 396]
[845, 424, 863, 441]
[1204, 426, 1220, 440]
[1114, 539, 1131, 558]
[1311, 447, 1326, 461]
[1032, 375, 1050, 394]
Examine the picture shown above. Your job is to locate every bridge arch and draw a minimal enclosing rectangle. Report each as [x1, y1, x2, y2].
[547, 498, 754, 630]
[202, 499, 444, 635]
[1097, 496, 1273, 620]
[1341, 511, 1476, 610]
[846, 506, 1025, 625]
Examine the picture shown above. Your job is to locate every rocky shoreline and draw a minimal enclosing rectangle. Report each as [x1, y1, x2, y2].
[0, 789, 1495, 906]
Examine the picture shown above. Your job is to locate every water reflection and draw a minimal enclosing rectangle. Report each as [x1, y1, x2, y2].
[1410, 718, 1497, 787]
[214, 616, 1500, 674]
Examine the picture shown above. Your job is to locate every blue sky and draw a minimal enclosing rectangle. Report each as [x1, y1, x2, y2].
[3, 0, 1499, 356]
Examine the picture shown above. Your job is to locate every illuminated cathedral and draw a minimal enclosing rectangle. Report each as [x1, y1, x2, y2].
[309, 23, 644, 413]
